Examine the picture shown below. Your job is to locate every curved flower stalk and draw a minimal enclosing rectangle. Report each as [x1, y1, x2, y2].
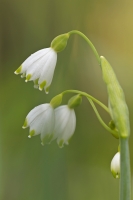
[15, 48, 57, 94]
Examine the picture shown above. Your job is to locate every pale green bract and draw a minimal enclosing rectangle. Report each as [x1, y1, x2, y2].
[51, 33, 70, 52]
[100, 56, 130, 138]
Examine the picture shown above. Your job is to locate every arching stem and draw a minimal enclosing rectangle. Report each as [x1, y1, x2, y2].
[69, 30, 101, 65]
[62, 89, 109, 113]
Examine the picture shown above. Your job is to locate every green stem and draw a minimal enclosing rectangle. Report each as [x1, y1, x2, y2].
[120, 138, 131, 200]
[68, 30, 131, 200]
[69, 30, 101, 65]
[62, 89, 109, 113]
[87, 98, 119, 138]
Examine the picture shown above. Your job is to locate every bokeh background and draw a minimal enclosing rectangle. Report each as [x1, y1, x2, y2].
[1, 0, 133, 199]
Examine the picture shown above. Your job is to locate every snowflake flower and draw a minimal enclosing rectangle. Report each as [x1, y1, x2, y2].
[53, 105, 76, 148]
[15, 48, 57, 94]
[22, 104, 55, 145]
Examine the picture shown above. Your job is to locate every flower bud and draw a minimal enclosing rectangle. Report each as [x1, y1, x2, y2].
[100, 56, 130, 138]
[68, 95, 82, 109]
[111, 152, 120, 179]
[50, 94, 63, 108]
[108, 120, 119, 139]
[51, 33, 70, 52]
[109, 120, 116, 130]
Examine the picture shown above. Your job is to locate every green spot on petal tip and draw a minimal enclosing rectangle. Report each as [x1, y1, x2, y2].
[21, 73, 26, 78]
[41, 134, 53, 145]
[39, 81, 46, 91]
[25, 74, 32, 82]
[14, 65, 22, 74]
[45, 85, 50, 94]
[34, 78, 39, 85]
[22, 119, 28, 129]
[29, 130, 35, 137]
[41, 142, 44, 146]
[48, 134, 54, 143]
[34, 78, 39, 89]
[58, 140, 64, 148]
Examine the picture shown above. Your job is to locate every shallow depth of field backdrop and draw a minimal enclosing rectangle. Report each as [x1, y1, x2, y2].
[1, 0, 133, 199]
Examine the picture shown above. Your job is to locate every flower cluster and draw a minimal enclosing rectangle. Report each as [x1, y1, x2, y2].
[22, 103, 76, 148]
[14, 30, 131, 194]
[14, 33, 82, 147]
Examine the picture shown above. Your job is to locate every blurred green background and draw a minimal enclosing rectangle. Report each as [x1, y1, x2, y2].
[1, 0, 133, 199]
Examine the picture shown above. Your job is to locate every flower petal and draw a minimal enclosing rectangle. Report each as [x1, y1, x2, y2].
[38, 48, 57, 88]
[23, 104, 55, 141]
[53, 105, 76, 147]
[40, 106, 55, 141]
[25, 104, 51, 127]
[15, 47, 57, 93]
[26, 51, 51, 81]
[22, 48, 51, 73]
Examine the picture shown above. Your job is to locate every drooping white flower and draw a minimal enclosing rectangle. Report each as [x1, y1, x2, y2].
[111, 152, 120, 178]
[53, 105, 76, 148]
[22, 103, 76, 147]
[14, 47, 57, 94]
[22, 104, 55, 145]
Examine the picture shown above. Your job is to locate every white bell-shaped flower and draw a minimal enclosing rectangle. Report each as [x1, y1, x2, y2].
[53, 105, 76, 148]
[22, 104, 55, 145]
[14, 47, 57, 94]
[111, 152, 120, 178]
